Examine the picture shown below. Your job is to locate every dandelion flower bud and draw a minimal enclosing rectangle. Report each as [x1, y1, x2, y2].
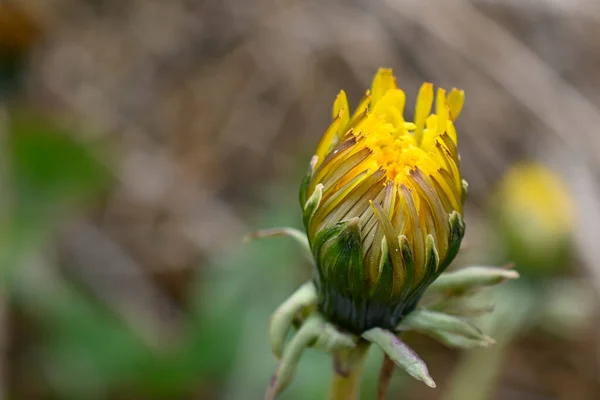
[494, 162, 574, 275]
[300, 69, 466, 333]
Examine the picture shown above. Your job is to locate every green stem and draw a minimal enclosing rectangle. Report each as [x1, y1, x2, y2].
[328, 343, 370, 400]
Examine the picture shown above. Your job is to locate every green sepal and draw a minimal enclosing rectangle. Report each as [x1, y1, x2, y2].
[398, 235, 415, 301]
[423, 329, 493, 349]
[299, 170, 311, 208]
[311, 222, 344, 281]
[425, 266, 519, 296]
[303, 183, 323, 229]
[269, 282, 318, 359]
[312, 218, 364, 294]
[371, 202, 416, 301]
[402, 234, 439, 312]
[313, 321, 358, 352]
[425, 234, 440, 277]
[370, 238, 393, 302]
[461, 179, 468, 206]
[397, 309, 492, 344]
[299, 156, 318, 207]
[443, 211, 465, 268]
[362, 328, 436, 388]
[266, 314, 324, 399]
[342, 218, 367, 296]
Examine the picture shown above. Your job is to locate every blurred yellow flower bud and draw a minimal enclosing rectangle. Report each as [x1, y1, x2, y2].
[494, 163, 574, 275]
[299, 69, 466, 333]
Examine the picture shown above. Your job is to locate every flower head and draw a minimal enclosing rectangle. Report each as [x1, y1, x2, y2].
[300, 69, 466, 333]
[254, 69, 517, 399]
[494, 162, 574, 274]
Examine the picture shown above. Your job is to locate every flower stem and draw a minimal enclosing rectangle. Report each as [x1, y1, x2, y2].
[328, 342, 370, 400]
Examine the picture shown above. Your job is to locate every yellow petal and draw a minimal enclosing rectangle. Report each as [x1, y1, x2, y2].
[445, 121, 458, 144]
[332, 90, 349, 120]
[414, 82, 434, 145]
[435, 88, 446, 116]
[425, 114, 438, 131]
[332, 90, 351, 139]
[421, 138, 435, 154]
[403, 122, 416, 131]
[435, 88, 448, 134]
[370, 89, 406, 131]
[420, 115, 437, 151]
[314, 116, 343, 169]
[331, 90, 350, 125]
[447, 88, 465, 121]
[370, 68, 397, 109]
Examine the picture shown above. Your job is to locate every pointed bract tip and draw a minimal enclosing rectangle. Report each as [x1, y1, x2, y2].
[399, 234, 410, 250]
[504, 270, 520, 279]
[425, 377, 437, 388]
[345, 216, 361, 227]
[310, 155, 318, 171]
[483, 336, 496, 346]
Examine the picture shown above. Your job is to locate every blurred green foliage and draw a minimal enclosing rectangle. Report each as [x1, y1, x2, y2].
[2, 119, 383, 398]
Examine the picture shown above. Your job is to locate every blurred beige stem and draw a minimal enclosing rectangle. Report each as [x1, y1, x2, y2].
[442, 284, 534, 400]
[0, 109, 8, 400]
[442, 327, 515, 400]
[328, 343, 370, 400]
[0, 292, 5, 400]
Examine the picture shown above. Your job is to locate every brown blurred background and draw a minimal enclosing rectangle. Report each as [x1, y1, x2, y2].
[1, 0, 599, 399]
